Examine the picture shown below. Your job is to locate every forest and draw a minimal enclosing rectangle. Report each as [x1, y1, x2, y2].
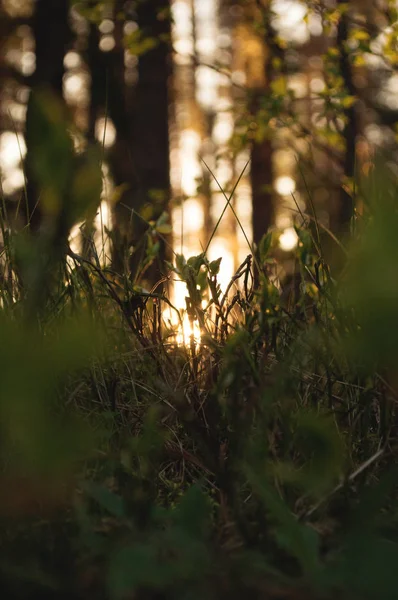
[1, 0, 398, 598]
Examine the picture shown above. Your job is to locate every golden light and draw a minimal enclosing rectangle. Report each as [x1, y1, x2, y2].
[172, 198, 204, 236]
[194, 0, 218, 60]
[64, 51, 81, 70]
[164, 278, 203, 347]
[274, 149, 296, 170]
[7, 102, 27, 124]
[310, 77, 325, 94]
[2, 168, 24, 195]
[21, 51, 35, 76]
[276, 213, 292, 229]
[94, 200, 112, 264]
[124, 21, 138, 35]
[63, 72, 89, 106]
[235, 183, 253, 263]
[99, 36, 115, 52]
[381, 74, 398, 109]
[308, 12, 323, 37]
[195, 66, 219, 108]
[213, 113, 234, 145]
[231, 70, 246, 86]
[365, 124, 383, 145]
[172, 1, 192, 37]
[172, 0, 194, 59]
[0, 131, 26, 170]
[169, 0, 247, 341]
[208, 237, 234, 293]
[214, 159, 233, 189]
[196, 37, 217, 56]
[175, 313, 202, 346]
[95, 117, 117, 148]
[99, 19, 114, 34]
[279, 227, 298, 251]
[179, 129, 202, 197]
[69, 222, 82, 255]
[272, 0, 309, 45]
[275, 175, 296, 196]
[174, 38, 194, 57]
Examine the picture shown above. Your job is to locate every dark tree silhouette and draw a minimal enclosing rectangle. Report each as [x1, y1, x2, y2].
[25, 0, 71, 229]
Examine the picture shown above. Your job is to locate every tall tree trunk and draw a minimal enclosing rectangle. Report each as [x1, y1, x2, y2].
[133, 0, 171, 214]
[106, 0, 172, 283]
[25, 0, 70, 229]
[250, 109, 273, 246]
[250, 4, 278, 249]
[130, 0, 172, 284]
[336, 2, 356, 235]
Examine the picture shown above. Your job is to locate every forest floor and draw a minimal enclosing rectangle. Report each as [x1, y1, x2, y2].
[1, 165, 398, 600]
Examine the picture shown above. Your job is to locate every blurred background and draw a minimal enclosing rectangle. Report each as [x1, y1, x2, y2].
[0, 0, 397, 305]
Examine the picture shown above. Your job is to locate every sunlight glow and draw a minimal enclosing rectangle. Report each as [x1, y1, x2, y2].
[93, 200, 112, 264]
[208, 237, 234, 293]
[286, 74, 307, 98]
[195, 66, 219, 108]
[212, 113, 234, 145]
[279, 227, 298, 251]
[21, 51, 35, 75]
[64, 51, 81, 70]
[380, 74, 398, 109]
[163, 302, 202, 347]
[63, 72, 89, 106]
[170, 0, 247, 333]
[172, 198, 204, 235]
[214, 159, 233, 189]
[175, 313, 202, 346]
[308, 12, 323, 37]
[179, 129, 202, 197]
[173, 38, 194, 56]
[99, 36, 115, 52]
[275, 175, 296, 196]
[0, 131, 26, 170]
[272, 0, 309, 44]
[69, 222, 82, 255]
[172, 279, 188, 311]
[7, 102, 27, 124]
[99, 19, 114, 34]
[95, 117, 117, 148]
[2, 168, 24, 195]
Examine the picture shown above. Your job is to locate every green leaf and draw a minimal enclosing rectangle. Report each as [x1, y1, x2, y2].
[259, 232, 273, 262]
[156, 223, 172, 235]
[176, 253, 186, 274]
[271, 76, 287, 96]
[187, 254, 205, 274]
[209, 257, 222, 275]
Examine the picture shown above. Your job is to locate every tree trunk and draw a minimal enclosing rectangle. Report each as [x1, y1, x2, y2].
[250, 117, 273, 246]
[336, 3, 356, 235]
[106, 0, 172, 283]
[250, 5, 278, 248]
[134, 0, 171, 214]
[25, 0, 70, 229]
[130, 0, 172, 284]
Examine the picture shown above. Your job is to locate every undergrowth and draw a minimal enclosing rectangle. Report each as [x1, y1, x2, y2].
[1, 95, 398, 600]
